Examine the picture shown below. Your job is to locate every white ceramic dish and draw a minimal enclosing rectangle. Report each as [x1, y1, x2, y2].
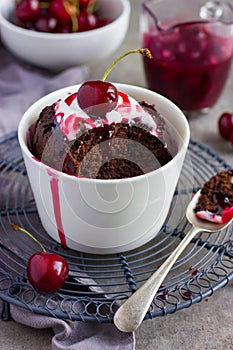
[0, 0, 131, 71]
[18, 83, 190, 254]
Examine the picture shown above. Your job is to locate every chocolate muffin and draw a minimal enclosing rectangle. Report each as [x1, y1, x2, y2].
[29, 91, 175, 179]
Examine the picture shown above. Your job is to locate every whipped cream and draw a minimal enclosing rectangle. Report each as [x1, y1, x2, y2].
[54, 91, 161, 141]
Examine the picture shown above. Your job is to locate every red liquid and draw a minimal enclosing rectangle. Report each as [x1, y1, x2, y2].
[142, 22, 233, 111]
[47, 168, 67, 248]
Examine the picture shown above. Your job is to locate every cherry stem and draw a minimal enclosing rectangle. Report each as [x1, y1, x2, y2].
[64, 0, 78, 32]
[11, 224, 47, 253]
[39, 2, 50, 9]
[101, 48, 153, 82]
[87, 0, 96, 13]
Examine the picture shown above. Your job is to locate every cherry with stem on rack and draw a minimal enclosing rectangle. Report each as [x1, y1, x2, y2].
[11, 224, 69, 293]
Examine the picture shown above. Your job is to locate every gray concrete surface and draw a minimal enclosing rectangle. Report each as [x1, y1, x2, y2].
[1, 0, 233, 349]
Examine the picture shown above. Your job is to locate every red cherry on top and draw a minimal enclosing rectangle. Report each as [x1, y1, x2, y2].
[218, 112, 233, 140]
[15, 0, 41, 22]
[77, 49, 153, 117]
[77, 80, 118, 116]
[27, 251, 69, 293]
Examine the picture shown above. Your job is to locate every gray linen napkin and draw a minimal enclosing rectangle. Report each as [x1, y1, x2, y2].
[0, 45, 135, 349]
[10, 302, 134, 350]
[0, 45, 89, 137]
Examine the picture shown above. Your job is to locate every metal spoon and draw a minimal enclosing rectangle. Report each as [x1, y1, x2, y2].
[113, 190, 233, 333]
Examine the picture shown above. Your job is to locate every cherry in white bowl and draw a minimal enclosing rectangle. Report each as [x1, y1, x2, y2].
[0, 0, 131, 71]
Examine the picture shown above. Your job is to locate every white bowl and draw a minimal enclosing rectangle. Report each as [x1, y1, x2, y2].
[18, 83, 190, 254]
[0, 0, 131, 71]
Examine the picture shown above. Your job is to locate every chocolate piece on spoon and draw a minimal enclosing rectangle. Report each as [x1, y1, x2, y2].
[194, 169, 233, 224]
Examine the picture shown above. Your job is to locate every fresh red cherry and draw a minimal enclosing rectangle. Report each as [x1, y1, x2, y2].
[56, 22, 72, 33]
[15, 0, 41, 22]
[11, 224, 69, 293]
[79, 0, 96, 12]
[218, 112, 233, 140]
[34, 14, 58, 32]
[97, 18, 111, 28]
[14, 0, 111, 33]
[77, 49, 153, 116]
[77, 10, 98, 32]
[77, 80, 118, 116]
[49, 0, 73, 25]
[79, 0, 91, 9]
[27, 252, 69, 293]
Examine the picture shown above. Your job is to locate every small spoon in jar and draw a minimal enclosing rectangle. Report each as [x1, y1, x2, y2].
[113, 190, 233, 333]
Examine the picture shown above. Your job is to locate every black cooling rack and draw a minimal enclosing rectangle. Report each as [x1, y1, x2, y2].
[0, 131, 233, 323]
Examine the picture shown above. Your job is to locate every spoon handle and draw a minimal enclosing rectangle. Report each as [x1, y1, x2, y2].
[114, 225, 201, 333]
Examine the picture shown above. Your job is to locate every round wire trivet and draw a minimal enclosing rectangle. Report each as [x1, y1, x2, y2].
[0, 131, 233, 323]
